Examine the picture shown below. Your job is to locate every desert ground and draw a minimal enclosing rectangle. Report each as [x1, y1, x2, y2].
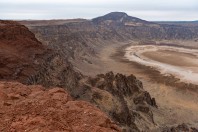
[77, 41, 198, 129]
[125, 45, 198, 84]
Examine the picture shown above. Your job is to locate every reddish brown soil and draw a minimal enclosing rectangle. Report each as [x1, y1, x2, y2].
[0, 81, 121, 132]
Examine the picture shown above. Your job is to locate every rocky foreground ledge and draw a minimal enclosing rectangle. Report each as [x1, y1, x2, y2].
[0, 81, 121, 132]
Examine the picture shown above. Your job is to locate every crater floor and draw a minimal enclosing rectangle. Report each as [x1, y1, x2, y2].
[125, 45, 198, 85]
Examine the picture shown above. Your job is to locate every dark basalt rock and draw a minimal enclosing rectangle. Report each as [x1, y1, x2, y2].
[134, 91, 157, 107]
[88, 71, 142, 96]
[80, 72, 157, 131]
[136, 105, 150, 113]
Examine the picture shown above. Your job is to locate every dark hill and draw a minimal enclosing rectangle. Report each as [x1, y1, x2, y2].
[92, 12, 154, 26]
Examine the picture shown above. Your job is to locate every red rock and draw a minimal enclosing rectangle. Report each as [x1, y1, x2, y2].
[0, 91, 8, 100]
[0, 81, 121, 132]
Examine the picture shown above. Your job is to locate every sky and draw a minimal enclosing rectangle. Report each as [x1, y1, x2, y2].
[0, 0, 198, 21]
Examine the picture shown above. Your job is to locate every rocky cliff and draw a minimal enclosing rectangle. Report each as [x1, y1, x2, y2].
[0, 20, 48, 82]
[0, 20, 81, 89]
[76, 72, 157, 131]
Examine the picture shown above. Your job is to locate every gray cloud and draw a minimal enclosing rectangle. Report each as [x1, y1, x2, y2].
[0, 0, 198, 20]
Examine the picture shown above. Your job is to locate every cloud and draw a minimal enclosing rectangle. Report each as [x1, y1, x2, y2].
[0, 0, 197, 20]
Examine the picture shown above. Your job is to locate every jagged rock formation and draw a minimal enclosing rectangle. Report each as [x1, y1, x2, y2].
[0, 81, 121, 132]
[74, 72, 157, 131]
[26, 53, 81, 89]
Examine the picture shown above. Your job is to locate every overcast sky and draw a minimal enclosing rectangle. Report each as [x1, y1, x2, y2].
[0, 0, 198, 21]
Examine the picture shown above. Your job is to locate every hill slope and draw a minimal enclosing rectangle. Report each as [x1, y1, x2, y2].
[0, 20, 81, 89]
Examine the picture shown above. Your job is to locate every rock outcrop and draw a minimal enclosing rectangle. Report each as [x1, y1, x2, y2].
[73, 72, 157, 131]
[0, 81, 121, 132]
